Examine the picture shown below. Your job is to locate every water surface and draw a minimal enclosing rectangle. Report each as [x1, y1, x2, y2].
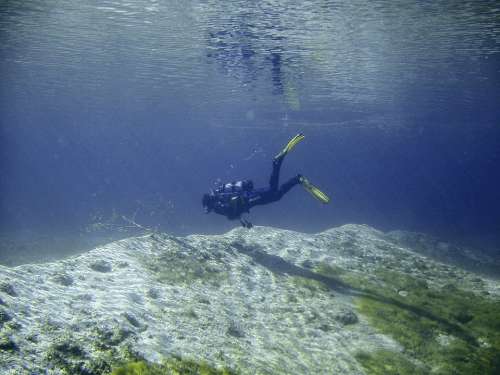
[1, 0, 499, 263]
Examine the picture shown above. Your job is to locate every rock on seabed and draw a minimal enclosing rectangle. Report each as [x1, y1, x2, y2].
[0, 224, 499, 374]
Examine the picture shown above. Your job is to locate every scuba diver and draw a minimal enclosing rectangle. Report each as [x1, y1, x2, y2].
[202, 134, 330, 228]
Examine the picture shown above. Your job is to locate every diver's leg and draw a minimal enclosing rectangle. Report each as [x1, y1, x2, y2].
[270, 133, 305, 191]
[248, 175, 300, 209]
[247, 188, 275, 208]
[276, 175, 301, 200]
[269, 155, 284, 191]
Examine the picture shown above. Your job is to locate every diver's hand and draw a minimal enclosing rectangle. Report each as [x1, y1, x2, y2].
[239, 218, 253, 229]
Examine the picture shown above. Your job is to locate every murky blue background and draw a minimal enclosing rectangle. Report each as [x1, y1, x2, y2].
[1, 0, 499, 263]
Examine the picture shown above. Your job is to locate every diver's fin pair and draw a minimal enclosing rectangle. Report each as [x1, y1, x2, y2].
[299, 176, 330, 204]
[274, 133, 305, 160]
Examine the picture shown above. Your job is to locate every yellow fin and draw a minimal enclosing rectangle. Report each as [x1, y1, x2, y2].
[300, 177, 330, 204]
[275, 133, 305, 159]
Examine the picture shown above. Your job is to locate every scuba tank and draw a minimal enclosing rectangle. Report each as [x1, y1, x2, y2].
[219, 179, 254, 193]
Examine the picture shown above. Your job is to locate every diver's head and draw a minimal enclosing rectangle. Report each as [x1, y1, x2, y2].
[202, 193, 214, 213]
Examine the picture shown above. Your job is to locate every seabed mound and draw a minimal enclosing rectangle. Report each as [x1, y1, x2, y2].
[1, 224, 499, 374]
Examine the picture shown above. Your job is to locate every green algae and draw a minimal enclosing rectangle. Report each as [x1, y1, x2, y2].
[111, 358, 236, 375]
[314, 263, 347, 279]
[93, 325, 133, 350]
[45, 338, 87, 374]
[355, 350, 426, 375]
[357, 270, 500, 374]
[44, 329, 139, 375]
[290, 276, 329, 296]
[142, 246, 227, 286]
[44, 325, 237, 374]
[312, 262, 500, 374]
[0, 332, 18, 352]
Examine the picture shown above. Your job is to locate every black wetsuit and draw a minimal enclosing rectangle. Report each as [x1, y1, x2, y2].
[208, 155, 301, 225]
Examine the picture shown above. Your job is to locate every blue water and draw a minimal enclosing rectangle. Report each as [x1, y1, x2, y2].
[1, 0, 499, 262]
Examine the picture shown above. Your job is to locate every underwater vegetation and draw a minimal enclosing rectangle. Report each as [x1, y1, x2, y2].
[141, 237, 227, 287]
[354, 350, 426, 375]
[40, 321, 238, 375]
[315, 263, 500, 375]
[111, 358, 235, 375]
[42, 329, 138, 375]
[43, 331, 237, 375]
